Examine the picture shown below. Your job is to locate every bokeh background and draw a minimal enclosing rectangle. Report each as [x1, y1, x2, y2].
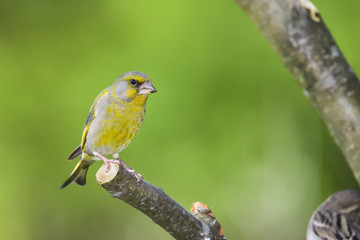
[1, 0, 360, 239]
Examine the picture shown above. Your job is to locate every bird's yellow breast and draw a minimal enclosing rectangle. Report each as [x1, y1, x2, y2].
[92, 95, 147, 154]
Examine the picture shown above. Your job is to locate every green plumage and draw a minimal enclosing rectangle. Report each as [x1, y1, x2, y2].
[61, 71, 156, 189]
[60, 159, 94, 189]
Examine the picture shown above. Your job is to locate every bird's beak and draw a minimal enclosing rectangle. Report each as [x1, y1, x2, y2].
[139, 81, 157, 95]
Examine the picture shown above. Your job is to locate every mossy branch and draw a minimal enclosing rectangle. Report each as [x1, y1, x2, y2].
[96, 164, 226, 240]
[235, 0, 360, 184]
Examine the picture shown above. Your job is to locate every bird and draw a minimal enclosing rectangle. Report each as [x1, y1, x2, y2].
[61, 71, 157, 189]
[307, 189, 360, 240]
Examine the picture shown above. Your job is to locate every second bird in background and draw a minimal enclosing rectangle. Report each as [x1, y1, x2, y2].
[61, 71, 157, 189]
[307, 189, 360, 240]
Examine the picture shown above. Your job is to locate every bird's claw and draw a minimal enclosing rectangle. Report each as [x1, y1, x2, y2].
[126, 169, 142, 184]
[95, 152, 121, 173]
[103, 159, 121, 173]
[97, 152, 142, 183]
[113, 157, 143, 184]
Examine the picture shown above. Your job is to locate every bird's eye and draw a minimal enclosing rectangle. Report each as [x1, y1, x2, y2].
[130, 79, 137, 85]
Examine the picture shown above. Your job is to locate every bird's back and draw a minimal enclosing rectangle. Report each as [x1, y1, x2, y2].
[307, 210, 360, 240]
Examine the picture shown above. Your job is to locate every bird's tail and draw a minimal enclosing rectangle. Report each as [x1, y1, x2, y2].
[60, 159, 94, 189]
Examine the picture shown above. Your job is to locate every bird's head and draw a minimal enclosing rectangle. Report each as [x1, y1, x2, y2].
[321, 190, 360, 221]
[110, 71, 157, 103]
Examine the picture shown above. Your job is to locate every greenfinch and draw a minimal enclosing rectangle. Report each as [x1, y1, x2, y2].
[61, 71, 157, 189]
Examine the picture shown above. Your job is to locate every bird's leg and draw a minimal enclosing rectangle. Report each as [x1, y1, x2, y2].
[113, 153, 143, 184]
[94, 152, 120, 173]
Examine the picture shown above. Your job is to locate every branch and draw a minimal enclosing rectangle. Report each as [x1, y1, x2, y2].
[96, 164, 226, 240]
[235, 0, 360, 184]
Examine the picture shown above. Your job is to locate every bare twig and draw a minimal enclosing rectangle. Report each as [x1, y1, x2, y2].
[96, 164, 226, 240]
[235, 0, 360, 184]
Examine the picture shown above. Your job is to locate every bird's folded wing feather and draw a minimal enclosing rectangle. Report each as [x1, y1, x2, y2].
[312, 211, 360, 239]
[68, 145, 82, 160]
[80, 89, 109, 151]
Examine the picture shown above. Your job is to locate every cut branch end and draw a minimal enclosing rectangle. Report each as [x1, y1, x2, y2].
[96, 163, 119, 184]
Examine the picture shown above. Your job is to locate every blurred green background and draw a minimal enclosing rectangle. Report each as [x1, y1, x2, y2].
[1, 0, 359, 239]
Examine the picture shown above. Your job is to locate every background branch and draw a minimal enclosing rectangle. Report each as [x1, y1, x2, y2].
[235, 0, 360, 184]
[96, 164, 226, 240]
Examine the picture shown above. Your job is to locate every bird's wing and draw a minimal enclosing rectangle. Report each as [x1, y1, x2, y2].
[312, 211, 360, 240]
[67, 88, 109, 160]
[68, 97, 99, 160]
[67, 108, 94, 160]
[80, 109, 95, 150]
[80, 89, 109, 151]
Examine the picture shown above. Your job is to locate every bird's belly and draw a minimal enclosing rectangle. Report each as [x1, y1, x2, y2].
[87, 109, 144, 156]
